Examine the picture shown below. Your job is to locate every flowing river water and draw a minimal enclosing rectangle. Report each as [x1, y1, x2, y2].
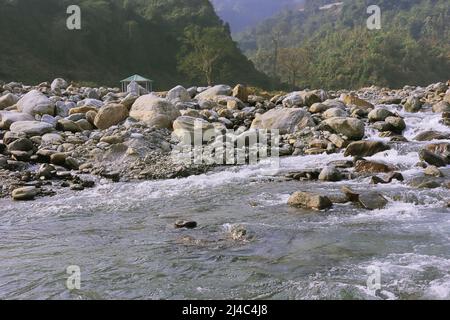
[0, 106, 449, 299]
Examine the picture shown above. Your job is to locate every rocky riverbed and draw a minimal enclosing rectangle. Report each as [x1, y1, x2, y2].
[1, 79, 450, 299]
[1, 79, 449, 204]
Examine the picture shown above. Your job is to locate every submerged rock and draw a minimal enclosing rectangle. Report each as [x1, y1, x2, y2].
[358, 192, 388, 210]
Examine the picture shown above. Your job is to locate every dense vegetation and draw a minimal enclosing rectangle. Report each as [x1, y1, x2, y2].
[238, 0, 450, 90]
[0, 0, 269, 89]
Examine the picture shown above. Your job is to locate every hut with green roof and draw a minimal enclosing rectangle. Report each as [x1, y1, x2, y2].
[120, 74, 153, 92]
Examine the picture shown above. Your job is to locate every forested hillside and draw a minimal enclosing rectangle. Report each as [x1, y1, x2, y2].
[238, 0, 450, 89]
[0, 0, 269, 89]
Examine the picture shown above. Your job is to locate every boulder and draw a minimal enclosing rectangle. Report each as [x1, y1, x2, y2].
[167, 85, 191, 104]
[130, 94, 180, 129]
[77, 98, 103, 109]
[368, 108, 394, 122]
[10, 121, 54, 136]
[172, 116, 215, 143]
[282, 92, 304, 108]
[56, 119, 82, 133]
[288, 191, 333, 210]
[69, 106, 98, 115]
[12, 186, 39, 201]
[50, 78, 68, 92]
[355, 160, 393, 173]
[0, 93, 19, 109]
[432, 101, 450, 113]
[7, 138, 33, 152]
[425, 143, 450, 162]
[404, 96, 422, 112]
[321, 117, 365, 140]
[414, 131, 450, 141]
[419, 149, 447, 167]
[358, 192, 388, 210]
[424, 165, 443, 177]
[323, 107, 348, 119]
[232, 84, 248, 102]
[16, 90, 55, 116]
[251, 108, 314, 134]
[318, 166, 342, 182]
[341, 94, 374, 109]
[344, 140, 390, 157]
[385, 116, 406, 133]
[94, 104, 129, 130]
[0, 111, 34, 129]
[309, 103, 331, 113]
[195, 85, 231, 101]
[41, 133, 63, 144]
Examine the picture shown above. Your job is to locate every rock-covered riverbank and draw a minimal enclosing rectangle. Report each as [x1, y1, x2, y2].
[0, 79, 449, 204]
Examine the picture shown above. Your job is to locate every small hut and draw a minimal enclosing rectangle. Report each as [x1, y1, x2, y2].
[120, 74, 153, 93]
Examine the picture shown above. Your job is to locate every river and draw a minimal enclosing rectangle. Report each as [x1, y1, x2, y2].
[0, 107, 449, 299]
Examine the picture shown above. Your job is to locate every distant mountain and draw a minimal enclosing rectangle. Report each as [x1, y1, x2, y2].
[211, 0, 305, 33]
[0, 0, 269, 89]
[237, 0, 450, 89]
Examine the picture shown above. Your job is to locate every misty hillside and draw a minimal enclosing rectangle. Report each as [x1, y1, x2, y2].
[211, 0, 305, 33]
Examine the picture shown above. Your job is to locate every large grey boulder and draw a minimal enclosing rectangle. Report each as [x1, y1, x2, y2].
[251, 108, 314, 134]
[10, 121, 54, 136]
[16, 90, 55, 116]
[167, 85, 191, 104]
[321, 117, 365, 140]
[130, 94, 180, 129]
[50, 78, 68, 92]
[195, 85, 232, 101]
[0, 111, 34, 129]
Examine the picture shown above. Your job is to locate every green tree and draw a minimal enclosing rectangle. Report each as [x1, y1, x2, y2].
[178, 25, 233, 86]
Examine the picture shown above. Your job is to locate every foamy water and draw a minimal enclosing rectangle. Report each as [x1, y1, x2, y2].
[0, 107, 449, 299]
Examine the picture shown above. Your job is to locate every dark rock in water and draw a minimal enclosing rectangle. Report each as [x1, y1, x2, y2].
[358, 192, 388, 210]
[414, 131, 450, 141]
[12, 186, 38, 201]
[409, 177, 442, 189]
[419, 149, 447, 167]
[385, 116, 406, 133]
[288, 191, 333, 210]
[355, 160, 393, 173]
[10, 150, 32, 162]
[425, 143, 450, 163]
[385, 172, 404, 182]
[344, 140, 390, 157]
[50, 152, 67, 166]
[174, 220, 198, 229]
[389, 135, 408, 142]
[341, 186, 360, 202]
[371, 176, 388, 184]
